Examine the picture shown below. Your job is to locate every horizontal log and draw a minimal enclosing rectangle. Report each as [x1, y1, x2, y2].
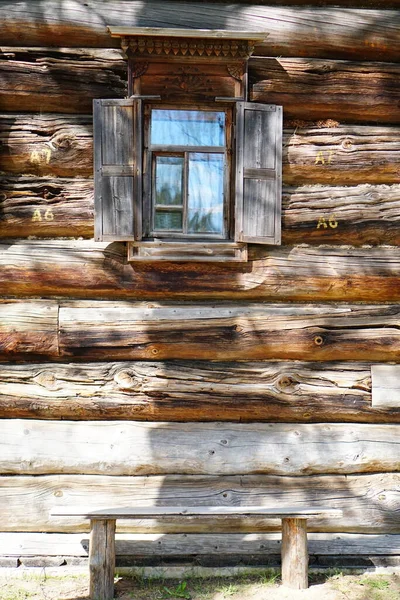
[2, 182, 400, 243]
[0, 114, 93, 177]
[1, 420, 399, 476]
[283, 185, 400, 245]
[0, 48, 126, 113]
[0, 178, 93, 237]
[4, 241, 400, 303]
[2, 361, 395, 423]
[0, 300, 58, 361]
[250, 58, 400, 124]
[1, 473, 399, 533]
[58, 302, 400, 361]
[3, 116, 400, 185]
[1, 52, 400, 122]
[0, 3, 399, 61]
[2, 532, 400, 558]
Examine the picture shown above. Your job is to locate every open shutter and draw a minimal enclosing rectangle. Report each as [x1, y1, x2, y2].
[235, 102, 282, 244]
[93, 98, 142, 241]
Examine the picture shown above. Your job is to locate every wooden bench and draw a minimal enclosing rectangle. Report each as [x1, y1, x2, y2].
[51, 506, 342, 599]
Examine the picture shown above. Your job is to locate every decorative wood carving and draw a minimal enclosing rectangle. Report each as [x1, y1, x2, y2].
[126, 37, 256, 59]
[130, 62, 149, 79]
[227, 64, 244, 81]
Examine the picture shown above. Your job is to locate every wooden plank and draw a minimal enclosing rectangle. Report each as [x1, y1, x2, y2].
[250, 58, 400, 124]
[0, 300, 59, 361]
[52, 506, 342, 519]
[2, 360, 392, 423]
[0, 48, 126, 113]
[0, 3, 399, 61]
[2, 117, 400, 185]
[2, 473, 398, 533]
[4, 241, 400, 303]
[1, 531, 400, 558]
[0, 420, 399, 476]
[372, 365, 400, 408]
[89, 519, 115, 600]
[2, 182, 400, 243]
[58, 301, 400, 361]
[281, 518, 308, 589]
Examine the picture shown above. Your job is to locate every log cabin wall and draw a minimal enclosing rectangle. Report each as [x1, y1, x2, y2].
[1, 0, 400, 569]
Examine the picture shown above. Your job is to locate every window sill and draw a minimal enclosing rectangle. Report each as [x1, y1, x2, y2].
[127, 241, 248, 262]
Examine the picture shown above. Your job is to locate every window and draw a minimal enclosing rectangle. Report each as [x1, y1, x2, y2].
[145, 107, 230, 240]
[93, 28, 282, 262]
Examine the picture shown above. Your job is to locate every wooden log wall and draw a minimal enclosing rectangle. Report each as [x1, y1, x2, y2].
[1, 0, 400, 567]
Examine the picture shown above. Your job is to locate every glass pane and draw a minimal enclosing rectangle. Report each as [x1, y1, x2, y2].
[188, 153, 224, 234]
[154, 211, 183, 231]
[151, 110, 225, 147]
[155, 156, 183, 206]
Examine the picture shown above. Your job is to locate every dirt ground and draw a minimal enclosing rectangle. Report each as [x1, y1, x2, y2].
[1, 569, 400, 600]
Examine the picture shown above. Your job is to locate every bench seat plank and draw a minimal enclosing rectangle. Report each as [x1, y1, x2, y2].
[51, 505, 342, 519]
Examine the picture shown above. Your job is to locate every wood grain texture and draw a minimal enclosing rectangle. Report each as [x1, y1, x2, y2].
[2, 473, 399, 533]
[0, 3, 399, 61]
[1, 420, 399, 476]
[2, 531, 400, 558]
[89, 519, 115, 600]
[2, 52, 400, 121]
[372, 365, 400, 409]
[4, 241, 400, 303]
[2, 181, 400, 243]
[0, 48, 126, 113]
[281, 518, 308, 589]
[0, 300, 58, 361]
[2, 360, 394, 423]
[250, 58, 400, 123]
[58, 301, 400, 361]
[0, 178, 93, 237]
[0, 114, 93, 177]
[3, 117, 400, 185]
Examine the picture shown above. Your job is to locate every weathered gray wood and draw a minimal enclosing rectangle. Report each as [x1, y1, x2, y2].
[58, 301, 400, 362]
[250, 58, 400, 123]
[372, 365, 400, 408]
[281, 518, 308, 589]
[89, 519, 115, 600]
[52, 506, 341, 519]
[2, 360, 393, 423]
[93, 99, 136, 241]
[1, 420, 399, 476]
[0, 48, 126, 113]
[2, 531, 400, 558]
[235, 103, 282, 245]
[0, 301, 59, 361]
[0, 3, 399, 61]
[2, 473, 398, 533]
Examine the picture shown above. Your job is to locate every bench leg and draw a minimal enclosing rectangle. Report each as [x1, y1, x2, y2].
[89, 519, 116, 600]
[281, 517, 308, 589]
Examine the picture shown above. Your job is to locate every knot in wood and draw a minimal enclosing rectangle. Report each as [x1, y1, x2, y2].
[114, 370, 138, 390]
[314, 335, 324, 346]
[342, 138, 353, 150]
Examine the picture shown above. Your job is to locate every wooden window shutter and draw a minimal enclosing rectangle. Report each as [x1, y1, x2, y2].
[235, 102, 282, 245]
[93, 98, 142, 241]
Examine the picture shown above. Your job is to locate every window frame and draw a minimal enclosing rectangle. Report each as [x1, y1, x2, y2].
[142, 102, 234, 242]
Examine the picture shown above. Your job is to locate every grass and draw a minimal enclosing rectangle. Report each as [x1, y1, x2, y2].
[1, 569, 400, 600]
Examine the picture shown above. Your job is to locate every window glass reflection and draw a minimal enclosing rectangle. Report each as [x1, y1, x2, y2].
[188, 153, 224, 234]
[151, 110, 225, 147]
[155, 156, 183, 206]
[154, 211, 183, 231]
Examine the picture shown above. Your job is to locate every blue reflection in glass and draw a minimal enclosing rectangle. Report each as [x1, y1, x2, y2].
[151, 110, 225, 147]
[188, 153, 224, 234]
[155, 156, 183, 206]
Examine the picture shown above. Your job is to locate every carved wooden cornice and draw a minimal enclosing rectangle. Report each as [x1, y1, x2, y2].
[123, 36, 256, 59]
